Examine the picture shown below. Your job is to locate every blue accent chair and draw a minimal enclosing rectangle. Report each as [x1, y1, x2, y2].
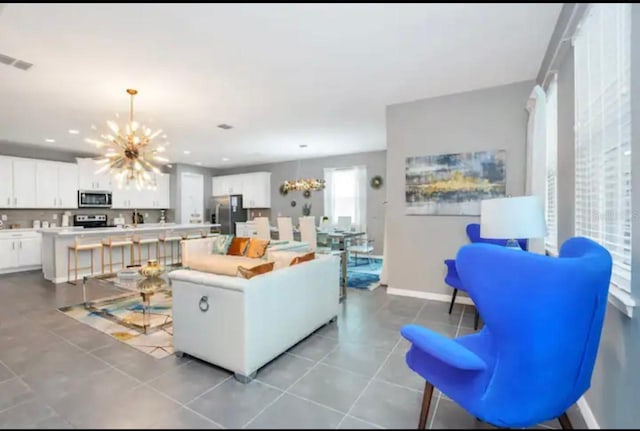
[403, 237, 612, 429]
[444, 223, 528, 328]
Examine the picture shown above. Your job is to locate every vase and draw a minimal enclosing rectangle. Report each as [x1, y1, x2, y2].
[139, 259, 165, 278]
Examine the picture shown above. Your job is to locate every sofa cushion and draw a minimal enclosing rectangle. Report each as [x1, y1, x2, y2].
[211, 234, 233, 255]
[187, 254, 267, 277]
[291, 251, 315, 266]
[246, 238, 270, 259]
[268, 250, 314, 270]
[237, 261, 275, 279]
[227, 237, 251, 256]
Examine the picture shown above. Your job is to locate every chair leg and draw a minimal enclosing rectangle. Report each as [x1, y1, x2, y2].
[418, 381, 434, 429]
[448, 289, 458, 314]
[558, 412, 573, 429]
[474, 309, 480, 330]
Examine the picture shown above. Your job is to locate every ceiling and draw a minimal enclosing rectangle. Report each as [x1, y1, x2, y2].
[0, 3, 561, 168]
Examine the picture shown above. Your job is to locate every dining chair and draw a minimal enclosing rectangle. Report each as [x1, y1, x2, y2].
[277, 217, 294, 242]
[253, 217, 271, 240]
[403, 237, 612, 429]
[298, 216, 317, 250]
[336, 216, 352, 232]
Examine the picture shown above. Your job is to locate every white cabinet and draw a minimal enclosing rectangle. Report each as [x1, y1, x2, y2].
[112, 173, 171, 209]
[0, 157, 14, 208]
[0, 156, 37, 208]
[212, 172, 271, 208]
[36, 161, 79, 208]
[154, 173, 171, 208]
[77, 158, 113, 191]
[0, 232, 42, 273]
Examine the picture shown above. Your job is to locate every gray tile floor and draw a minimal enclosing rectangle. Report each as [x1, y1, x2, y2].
[0, 270, 586, 429]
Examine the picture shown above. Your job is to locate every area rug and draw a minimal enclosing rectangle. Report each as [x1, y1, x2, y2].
[347, 256, 382, 289]
[59, 293, 174, 359]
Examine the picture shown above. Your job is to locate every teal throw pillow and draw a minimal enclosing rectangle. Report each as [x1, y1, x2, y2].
[212, 234, 233, 255]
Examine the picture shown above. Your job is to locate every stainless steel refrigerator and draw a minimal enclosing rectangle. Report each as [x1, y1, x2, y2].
[210, 195, 247, 235]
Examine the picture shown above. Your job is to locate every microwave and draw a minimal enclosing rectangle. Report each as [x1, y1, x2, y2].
[78, 190, 112, 208]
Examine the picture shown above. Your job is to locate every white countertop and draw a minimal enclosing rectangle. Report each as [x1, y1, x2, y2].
[39, 223, 220, 237]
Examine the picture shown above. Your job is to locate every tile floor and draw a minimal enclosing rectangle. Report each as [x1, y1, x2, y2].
[0, 270, 586, 429]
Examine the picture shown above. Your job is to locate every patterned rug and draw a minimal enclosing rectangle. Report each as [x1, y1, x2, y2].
[347, 256, 382, 289]
[59, 292, 174, 359]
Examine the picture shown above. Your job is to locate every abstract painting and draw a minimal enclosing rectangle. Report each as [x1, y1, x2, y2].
[405, 150, 506, 215]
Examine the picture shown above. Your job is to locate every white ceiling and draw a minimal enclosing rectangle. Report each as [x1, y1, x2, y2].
[0, 3, 561, 168]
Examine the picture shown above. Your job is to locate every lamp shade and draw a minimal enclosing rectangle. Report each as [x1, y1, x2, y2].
[480, 196, 546, 239]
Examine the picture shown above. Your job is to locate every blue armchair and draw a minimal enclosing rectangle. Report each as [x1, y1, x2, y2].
[445, 223, 528, 328]
[403, 237, 612, 429]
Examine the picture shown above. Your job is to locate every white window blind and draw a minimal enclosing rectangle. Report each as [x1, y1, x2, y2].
[574, 3, 631, 292]
[545, 76, 558, 254]
[324, 166, 367, 231]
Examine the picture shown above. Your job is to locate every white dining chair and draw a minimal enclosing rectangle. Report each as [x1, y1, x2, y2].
[253, 217, 271, 240]
[337, 216, 352, 232]
[299, 216, 318, 250]
[277, 217, 294, 242]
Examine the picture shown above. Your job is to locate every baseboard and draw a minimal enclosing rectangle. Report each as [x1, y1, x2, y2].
[577, 395, 599, 429]
[386, 286, 474, 306]
[0, 265, 42, 275]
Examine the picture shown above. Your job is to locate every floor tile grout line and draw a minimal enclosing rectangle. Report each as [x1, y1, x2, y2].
[341, 414, 385, 429]
[427, 392, 443, 429]
[241, 342, 343, 429]
[335, 336, 403, 428]
[182, 375, 233, 406]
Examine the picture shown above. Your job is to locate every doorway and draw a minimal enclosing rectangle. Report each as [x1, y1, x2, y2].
[180, 172, 204, 224]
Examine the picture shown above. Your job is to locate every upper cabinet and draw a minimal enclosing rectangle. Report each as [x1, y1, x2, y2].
[0, 156, 37, 208]
[112, 172, 171, 209]
[212, 172, 271, 208]
[76, 157, 112, 191]
[35, 161, 78, 209]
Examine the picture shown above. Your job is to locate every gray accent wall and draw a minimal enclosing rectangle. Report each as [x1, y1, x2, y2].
[217, 150, 387, 254]
[385, 81, 532, 295]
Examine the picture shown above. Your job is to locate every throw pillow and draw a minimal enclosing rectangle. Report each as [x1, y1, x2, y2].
[227, 236, 251, 256]
[246, 238, 270, 259]
[211, 234, 233, 255]
[290, 251, 315, 266]
[237, 261, 275, 279]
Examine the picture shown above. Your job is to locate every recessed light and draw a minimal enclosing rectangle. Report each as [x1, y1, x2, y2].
[45, 138, 55, 143]
[221, 157, 230, 162]
[183, 150, 191, 155]
[299, 144, 308, 148]
[196, 162, 202, 166]
[217, 124, 233, 130]
[68, 129, 79, 135]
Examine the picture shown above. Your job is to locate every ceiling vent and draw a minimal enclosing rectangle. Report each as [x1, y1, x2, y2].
[217, 123, 233, 130]
[0, 53, 33, 71]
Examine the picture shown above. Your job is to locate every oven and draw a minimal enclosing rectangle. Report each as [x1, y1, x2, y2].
[78, 190, 112, 208]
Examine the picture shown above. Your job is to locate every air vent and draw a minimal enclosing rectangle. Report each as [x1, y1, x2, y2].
[0, 53, 33, 71]
[0, 53, 16, 66]
[13, 60, 33, 71]
[217, 123, 233, 130]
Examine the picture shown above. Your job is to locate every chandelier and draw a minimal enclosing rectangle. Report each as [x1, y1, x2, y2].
[86, 88, 169, 190]
[282, 178, 325, 192]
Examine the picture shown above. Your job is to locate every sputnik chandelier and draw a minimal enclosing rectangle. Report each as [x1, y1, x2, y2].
[282, 178, 326, 192]
[86, 88, 169, 190]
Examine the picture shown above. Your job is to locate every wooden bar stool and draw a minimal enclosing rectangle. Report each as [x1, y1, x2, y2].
[67, 238, 102, 285]
[131, 235, 160, 266]
[101, 236, 134, 274]
[159, 232, 182, 266]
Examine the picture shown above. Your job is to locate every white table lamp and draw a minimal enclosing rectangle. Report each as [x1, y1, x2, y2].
[480, 196, 547, 250]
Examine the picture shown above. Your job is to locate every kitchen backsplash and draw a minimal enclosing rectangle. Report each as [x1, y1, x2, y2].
[0, 208, 175, 229]
[247, 209, 271, 221]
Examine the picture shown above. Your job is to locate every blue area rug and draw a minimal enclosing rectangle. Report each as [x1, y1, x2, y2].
[346, 257, 382, 289]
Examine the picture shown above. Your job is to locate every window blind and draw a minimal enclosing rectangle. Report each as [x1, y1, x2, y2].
[574, 3, 631, 292]
[545, 76, 558, 254]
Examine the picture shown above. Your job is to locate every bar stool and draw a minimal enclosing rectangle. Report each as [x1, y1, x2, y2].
[67, 237, 102, 285]
[159, 232, 182, 266]
[131, 235, 160, 266]
[101, 236, 134, 274]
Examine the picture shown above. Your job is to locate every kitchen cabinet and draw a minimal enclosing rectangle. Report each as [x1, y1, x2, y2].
[212, 172, 270, 208]
[0, 156, 37, 208]
[76, 157, 113, 191]
[36, 161, 79, 208]
[0, 157, 14, 208]
[0, 232, 42, 273]
[112, 172, 171, 209]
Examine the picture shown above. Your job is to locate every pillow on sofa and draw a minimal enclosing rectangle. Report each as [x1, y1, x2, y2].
[212, 234, 233, 255]
[227, 237, 251, 256]
[291, 252, 315, 266]
[246, 238, 270, 258]
[237, 261, 275, 279]
[188, 255, 270, 277]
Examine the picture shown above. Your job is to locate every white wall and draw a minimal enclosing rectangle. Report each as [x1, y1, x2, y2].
[385, 81, 532, 295]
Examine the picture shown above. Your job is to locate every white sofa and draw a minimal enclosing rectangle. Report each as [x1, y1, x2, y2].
[168, 254, 340, 382]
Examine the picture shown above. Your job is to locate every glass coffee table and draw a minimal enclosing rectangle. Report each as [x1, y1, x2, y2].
[82, 265, 181, 334]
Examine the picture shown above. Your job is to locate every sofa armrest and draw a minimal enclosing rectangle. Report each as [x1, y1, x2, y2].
[168, 269, 249, 292]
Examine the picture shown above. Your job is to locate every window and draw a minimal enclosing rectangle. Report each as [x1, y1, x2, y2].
[545, 76, 558, 254]
[324, 166, 367, 231]
[574, 3, 631, 292]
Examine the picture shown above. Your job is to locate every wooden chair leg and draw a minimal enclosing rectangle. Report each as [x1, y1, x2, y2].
[418, 381, 434, 429]
[67, 248, 71, 284]
[448, 289, 458, 314]
[558, 412, 573, 429]
[74, 249, 79, 283]
[90, 249, 94, 275]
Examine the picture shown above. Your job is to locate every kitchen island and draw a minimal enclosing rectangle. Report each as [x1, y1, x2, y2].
[40, 223, 220, 283]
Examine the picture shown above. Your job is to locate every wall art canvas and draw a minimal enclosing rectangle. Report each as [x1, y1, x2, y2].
[405, 150, 506, 215]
